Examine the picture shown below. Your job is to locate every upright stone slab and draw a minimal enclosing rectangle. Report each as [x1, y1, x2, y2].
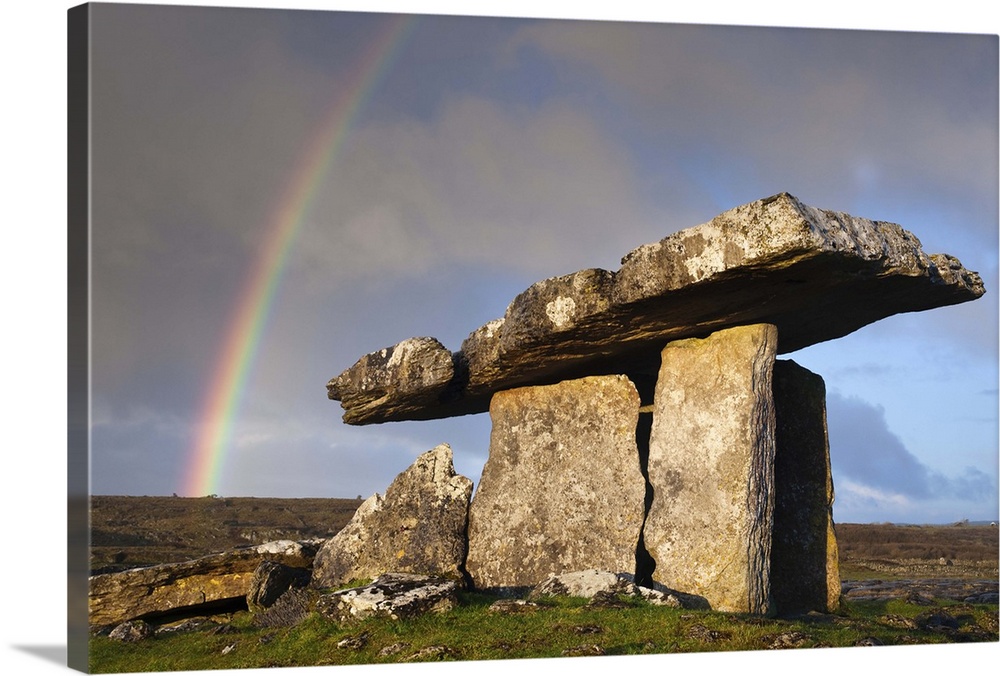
[644, 324, 778, 614]
[466, 375, 646, 591]
[311, 444, 473, 589]
[771, 359, 840, 614]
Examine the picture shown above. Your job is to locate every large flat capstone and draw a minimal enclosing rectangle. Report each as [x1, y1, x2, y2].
[328, 193, 983, 424]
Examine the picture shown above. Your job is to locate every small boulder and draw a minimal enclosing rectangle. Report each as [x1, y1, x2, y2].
[108, 620, 153, 642]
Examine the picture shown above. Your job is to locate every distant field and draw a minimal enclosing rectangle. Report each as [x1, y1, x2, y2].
[89, 495, 363, 572]
[835, 521, 998, 580]
[87, 495, 999, 580]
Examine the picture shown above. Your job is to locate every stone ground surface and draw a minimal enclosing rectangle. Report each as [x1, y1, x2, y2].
[841, 578, 998, 604]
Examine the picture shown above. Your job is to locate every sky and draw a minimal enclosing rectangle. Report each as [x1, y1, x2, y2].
[75, 2, 999, 526]
[2, 2, 998, 676]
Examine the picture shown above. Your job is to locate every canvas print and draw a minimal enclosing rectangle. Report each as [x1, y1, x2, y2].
[68, 2, 999, 673]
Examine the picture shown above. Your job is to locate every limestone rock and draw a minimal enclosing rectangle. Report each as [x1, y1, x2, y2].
[465, 375, 646, 591]
[108, 620, 153, 642]
[644, 324, 777, 615]
[246, 560, 309, 612]
[329, 193, 983, 424]
[328, 337, 455, 425]
[311, 444, 473, 588]
[529, 570, 709, 609]
[251, 588, 314, 628]
[88, 540, 319, 628]
[315, 573, 458, 623]
[771, 360, 841, 614]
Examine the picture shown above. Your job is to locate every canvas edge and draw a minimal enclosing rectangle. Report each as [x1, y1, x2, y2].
[68, 3, 92, 672]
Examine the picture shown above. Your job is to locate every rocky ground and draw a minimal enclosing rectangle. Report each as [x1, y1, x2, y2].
[89, 496, 999, 602]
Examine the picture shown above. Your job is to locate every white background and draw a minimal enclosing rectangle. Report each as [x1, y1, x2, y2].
[2, 1, 997, 675]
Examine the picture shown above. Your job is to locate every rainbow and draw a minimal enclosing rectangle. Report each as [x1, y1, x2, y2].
[183, 14, 417, 497]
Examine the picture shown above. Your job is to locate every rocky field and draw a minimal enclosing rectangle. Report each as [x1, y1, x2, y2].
[89, 495, 363, 573]
[88, 495, 998, 582]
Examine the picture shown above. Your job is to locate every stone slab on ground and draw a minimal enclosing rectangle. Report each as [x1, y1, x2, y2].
[88, 540, 319, 628]
[643, 324, 777, 614]
[315, 573, 459, 623]
[529, 570, 709, 609]
[465, 375, 646, 591]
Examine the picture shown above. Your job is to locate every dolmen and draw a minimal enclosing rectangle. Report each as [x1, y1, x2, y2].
[327, 193, 984, 616]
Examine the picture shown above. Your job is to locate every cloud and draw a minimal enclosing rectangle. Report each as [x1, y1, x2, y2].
[507, 20, 998, 217]
[294, 94, 678, 286]
[826, 392, 996, 504]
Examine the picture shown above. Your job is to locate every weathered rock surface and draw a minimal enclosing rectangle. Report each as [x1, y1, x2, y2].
[529, 570, 710, 609]
[88, 540, 320, 628]
[771, 360, 841, 614]
[644, 324, 777, 615]
[246, 560, 310, 612]
[315, 573, 458, 623]
[465, 375, 647, 591]
[840, 578, 999, 604]
[329, 193, 984, 424]
[311, 443, 473, 588]
[328, 337, 456, 424]
[108, 619, 154, 642]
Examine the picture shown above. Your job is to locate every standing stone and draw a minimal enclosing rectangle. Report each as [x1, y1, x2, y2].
[466, 375, 646, 591]
[644, 324, 778, 614]
[771, 360, 840, 614]
[311, 443, 473, 588]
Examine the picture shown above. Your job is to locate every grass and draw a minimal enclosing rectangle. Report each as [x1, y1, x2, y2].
[88, 591, 999, 673]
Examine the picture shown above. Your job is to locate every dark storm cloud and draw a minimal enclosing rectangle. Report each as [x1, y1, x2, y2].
[509, 21, 998, 209]
[827, 392, 995, 502]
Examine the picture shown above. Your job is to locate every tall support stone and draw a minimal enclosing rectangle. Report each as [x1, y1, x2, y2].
[771, 360, 841, 614]
[466, 375, 647, 592]
[644, 324, 778, 614]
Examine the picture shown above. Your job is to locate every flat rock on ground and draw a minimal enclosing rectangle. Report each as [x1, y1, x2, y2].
[88, 540, 319, 628]
[315, 573, 459, 623]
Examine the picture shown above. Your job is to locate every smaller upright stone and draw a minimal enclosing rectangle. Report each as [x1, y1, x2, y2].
[465, 375, 646, 592]
[644, 324, 778, 615]
[327, 337, 455, 424]
[771, 360, 840, 614]
[311, 444, 473, 589]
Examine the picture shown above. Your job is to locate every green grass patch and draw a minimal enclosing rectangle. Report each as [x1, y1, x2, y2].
[89, 592, 999, 673]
